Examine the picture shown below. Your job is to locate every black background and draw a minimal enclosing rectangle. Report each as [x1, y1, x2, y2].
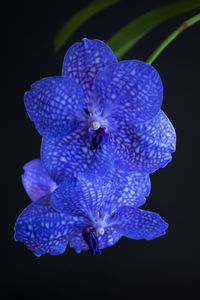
[2, 0, 200, 299]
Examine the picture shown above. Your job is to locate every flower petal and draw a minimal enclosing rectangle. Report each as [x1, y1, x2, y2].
[114, 207, 168, 240]
[85, 163, 151, 209]
[94, 60, 163, 124]
[100, 163, 151, 208]
[98, 226, 122, 249]
[51, 167, 150, 227]
[22, 159, 57, 201]
[110, 110, 176, 173]
[51, 176, 113, 218]
[14, 195, 88, 256]
[62, 38, 117, 104]
[41, 128, 114, 184]
[24, 76, 85, 138]
[69, 229, 88, 253]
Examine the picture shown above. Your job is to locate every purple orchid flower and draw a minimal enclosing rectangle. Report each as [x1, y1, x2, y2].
[24, 38, 176, 184]
[14, 159, 167, 256]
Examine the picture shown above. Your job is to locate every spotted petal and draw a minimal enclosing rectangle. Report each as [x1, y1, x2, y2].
[110, 110, 176, 173]
[51, 176, 113, 218]
[41, 128, 114, 184]
[22, 159, 57, 201]
[62, 38, 117, 105]
[14, 195, 88, 256]
[69, 229, 88, 253]
[24, 76, 86, 138]
[51, 169, 150, 225]
[113, 207, 168, 240]
[84, 163, 151, 209]
[94, 60, 163, 124]
[100, 163, 151, 208]
[98, 226, 122, 249]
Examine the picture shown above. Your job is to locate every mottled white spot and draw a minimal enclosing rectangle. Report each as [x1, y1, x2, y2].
[82, 147, 88, 153]
[149, 150, 154, 158]
[135, 147, 140, 153]
[60, 156, 67, 162]
[90, 67, 96, 72]
[130, 69, 136, 76]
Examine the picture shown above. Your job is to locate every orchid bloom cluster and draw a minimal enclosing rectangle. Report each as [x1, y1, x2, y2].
[14, 38, 176, 256]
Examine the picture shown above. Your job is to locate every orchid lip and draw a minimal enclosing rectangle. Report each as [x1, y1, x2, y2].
[82, 229, 101, 256]
[90, 127, 110, 150]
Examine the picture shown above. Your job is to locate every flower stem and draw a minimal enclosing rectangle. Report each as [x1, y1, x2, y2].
[146, 13, 200, 65]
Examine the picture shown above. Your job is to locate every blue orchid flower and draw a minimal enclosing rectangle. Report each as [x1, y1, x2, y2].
[15, 159, 167, 256]
[24, 38, 176, 183]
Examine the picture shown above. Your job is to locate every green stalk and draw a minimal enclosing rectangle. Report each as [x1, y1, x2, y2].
[147, 13, 200, 65]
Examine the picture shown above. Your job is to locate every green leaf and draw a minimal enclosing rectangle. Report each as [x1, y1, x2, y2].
[147, 13, 200, 65]
[107, 0, 200, 59]
[54, 0, 119, 51]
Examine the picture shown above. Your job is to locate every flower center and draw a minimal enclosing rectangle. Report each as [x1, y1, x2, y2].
[95, 226, 104, 235]
[82, 229, 101, 256]
[91, 121, 100, 130]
